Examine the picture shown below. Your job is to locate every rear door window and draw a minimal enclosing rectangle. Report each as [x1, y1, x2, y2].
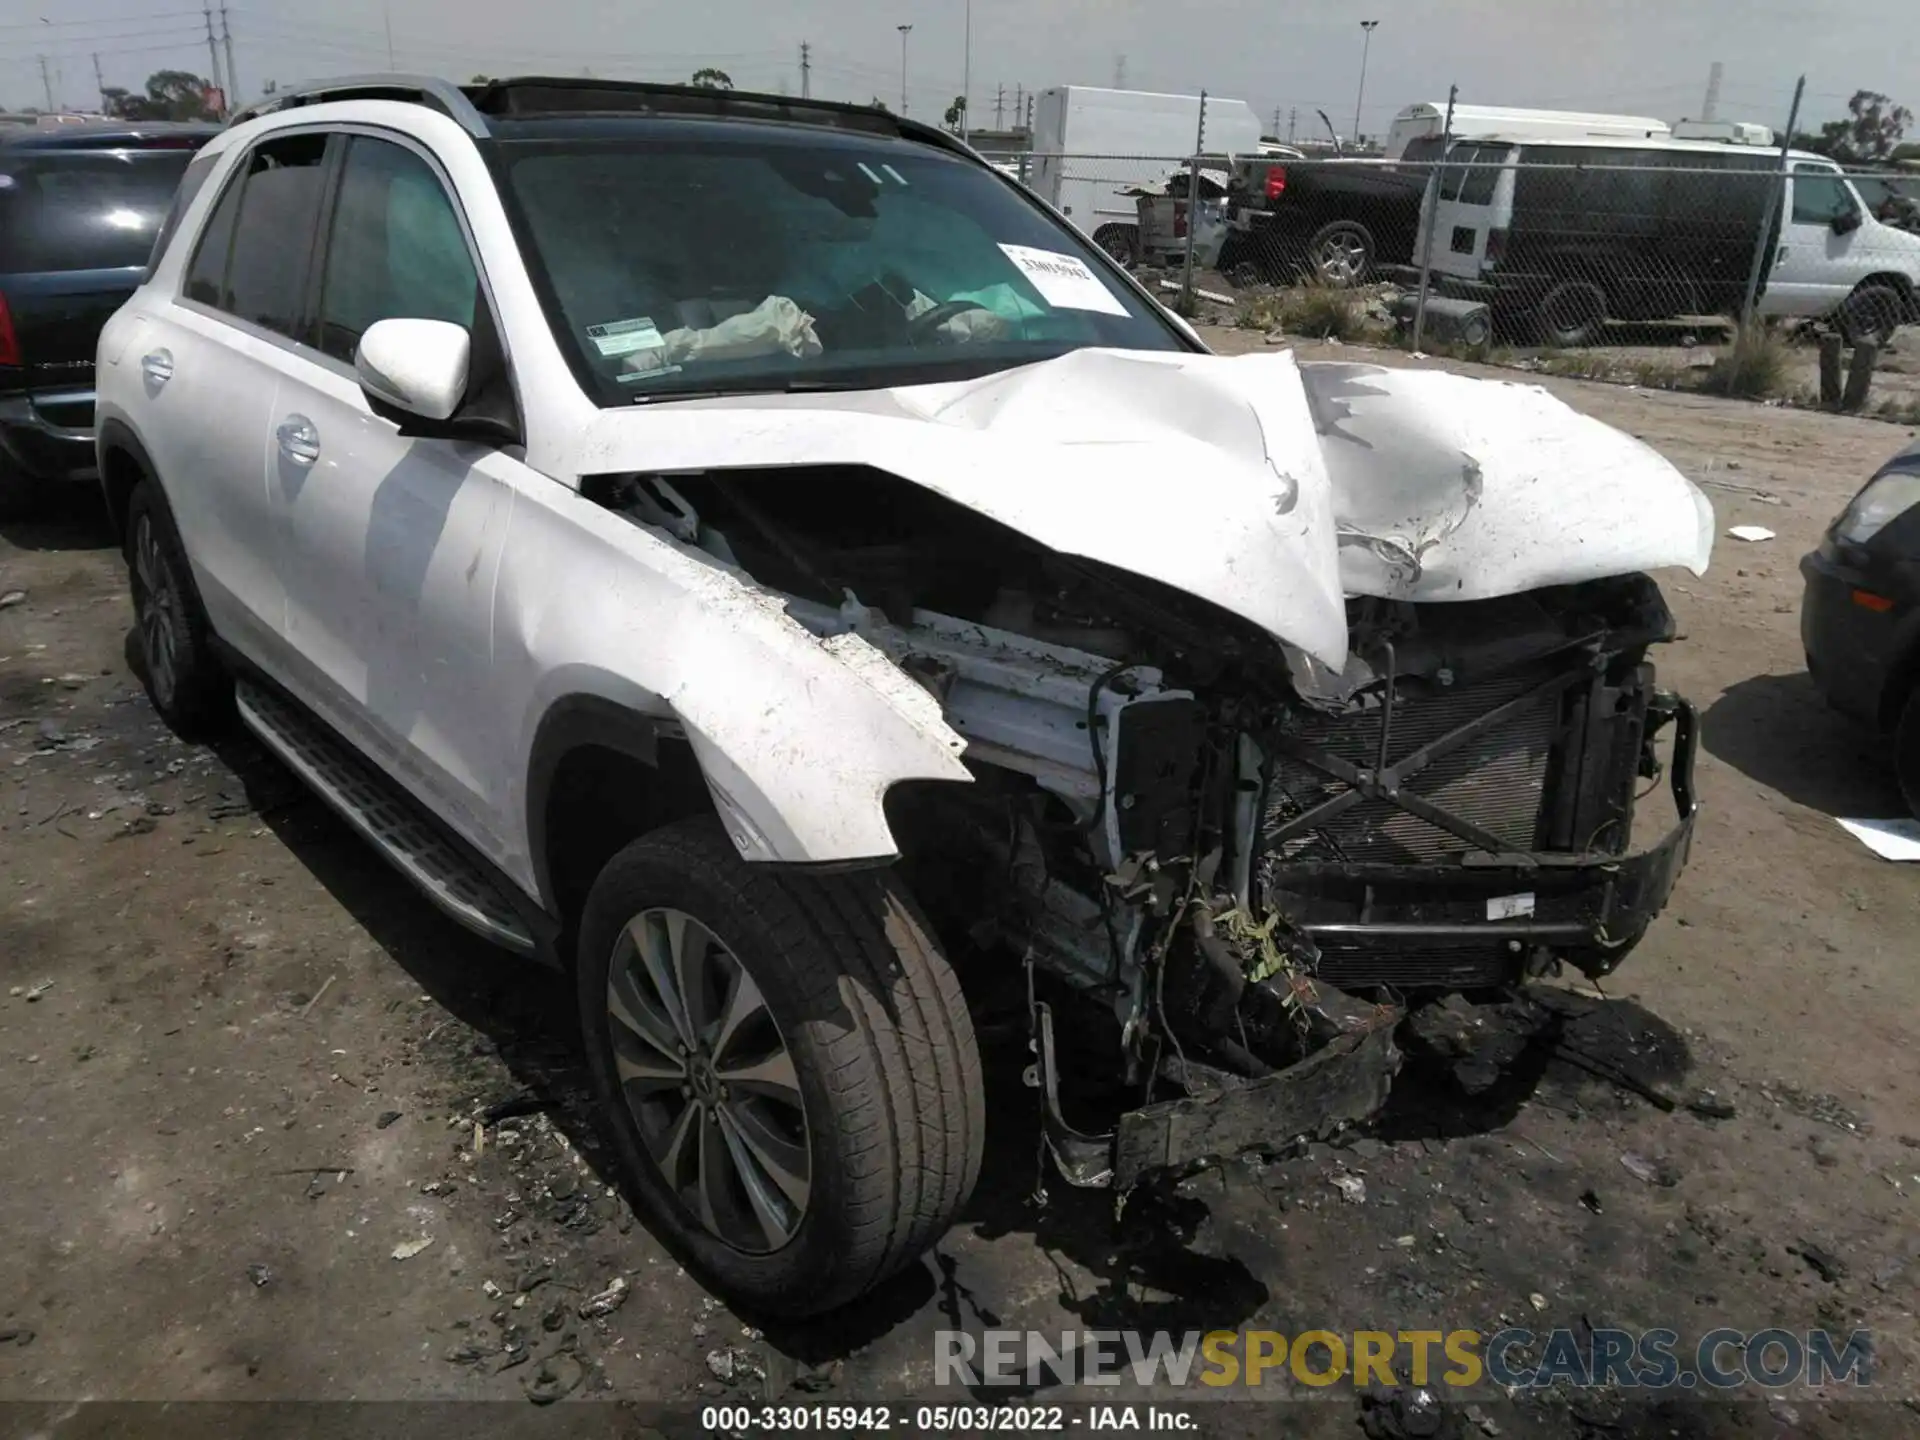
[184, 133, 332, 339]
[0, 147, 199, 273]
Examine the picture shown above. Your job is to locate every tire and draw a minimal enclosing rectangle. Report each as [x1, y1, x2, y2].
[1897, 686, 1920, 821]
[1305, 220, 1374, 288]
[1837, 284, 1905, 348]
[577, 817, 984, 1316]
[1534, 278, 1608, 347]
[125, 481, 230, 736]
[1093, 224, 1138, 267]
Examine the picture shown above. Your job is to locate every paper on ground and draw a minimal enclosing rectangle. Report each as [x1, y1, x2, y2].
[1727, 525, 1776, 542]
[1835, 816, 1920, 861]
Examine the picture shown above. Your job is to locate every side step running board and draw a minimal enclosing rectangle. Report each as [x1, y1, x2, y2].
[235, 679, 537, 956]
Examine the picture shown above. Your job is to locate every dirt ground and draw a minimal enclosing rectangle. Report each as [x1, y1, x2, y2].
[2, 335, 1918, 1438]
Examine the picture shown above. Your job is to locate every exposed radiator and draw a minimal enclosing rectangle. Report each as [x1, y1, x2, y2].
[1263, 669, 1559, 866]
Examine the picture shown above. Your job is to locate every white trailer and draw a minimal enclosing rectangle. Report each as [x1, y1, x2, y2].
[1384, 102, 1671, 159]
[1028, 86, 1262, 255]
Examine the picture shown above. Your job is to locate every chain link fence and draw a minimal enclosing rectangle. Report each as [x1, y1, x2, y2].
[987, 139, 1920, 396]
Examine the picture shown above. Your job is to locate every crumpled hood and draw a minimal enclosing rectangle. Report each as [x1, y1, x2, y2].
[573, 347, 1713, 670]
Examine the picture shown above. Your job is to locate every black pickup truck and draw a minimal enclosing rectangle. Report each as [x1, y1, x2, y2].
[1219, 154, 1429, 287]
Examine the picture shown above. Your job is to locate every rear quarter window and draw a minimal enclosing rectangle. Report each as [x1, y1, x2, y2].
[0, 147, 198, 273]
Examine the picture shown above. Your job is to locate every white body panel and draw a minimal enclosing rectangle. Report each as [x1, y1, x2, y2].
[1030, 86, 1261, 239]
[96, 95, 1715, 906]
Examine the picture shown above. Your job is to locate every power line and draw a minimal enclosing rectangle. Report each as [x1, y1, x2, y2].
[0, 8, 203, 29]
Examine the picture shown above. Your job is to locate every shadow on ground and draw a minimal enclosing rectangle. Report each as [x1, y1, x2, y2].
[0, 489, 115, 555]
[1702, 671, 1903, 818]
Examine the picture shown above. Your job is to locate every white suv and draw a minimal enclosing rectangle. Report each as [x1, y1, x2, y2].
[98, 76, 1715, 1316]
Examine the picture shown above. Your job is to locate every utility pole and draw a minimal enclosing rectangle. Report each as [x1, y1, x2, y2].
[93, 53, 106, 112]
[1025, 94, 1033, 130]
[1271, 106, 1281, 137]
[1353, 19, 1379, 147]
[1702, 60, 1723, 122]
[1114, 54, 1126, 89]
[202, 6, 226, 111]
[799, 41, 811, 99]
[961, 0, 972, 144]
[39, 55, 56, 113]
[896, 24, 912, 116]
[221, 5, 240, 109]
[1288, 107, 1297, 144]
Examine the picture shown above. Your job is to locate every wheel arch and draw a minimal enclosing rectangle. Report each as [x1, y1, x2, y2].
[525, 693, 718, 930]
[1848, 272, 1918, 319]
[1876, 608, 1920, 732]
[96, 418, 163, 544]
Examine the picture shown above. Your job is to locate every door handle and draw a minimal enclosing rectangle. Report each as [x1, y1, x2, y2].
[276, 415, 321, 466]
[140, 349, 173, 386]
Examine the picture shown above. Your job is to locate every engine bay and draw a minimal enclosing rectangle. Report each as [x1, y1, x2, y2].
[592, 463, 1701, 1185]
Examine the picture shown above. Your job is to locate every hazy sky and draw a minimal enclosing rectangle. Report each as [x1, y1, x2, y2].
[6, 0, 1917, 141]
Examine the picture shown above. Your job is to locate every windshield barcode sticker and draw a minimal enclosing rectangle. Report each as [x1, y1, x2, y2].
[586, 317, 666, 357]
[997, 244, 1128, 315]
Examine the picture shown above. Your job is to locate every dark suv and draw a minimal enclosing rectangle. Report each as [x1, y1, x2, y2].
[0, 121, 215, 516]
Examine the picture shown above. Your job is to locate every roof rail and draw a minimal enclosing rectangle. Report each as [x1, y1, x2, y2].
[226, 74, 488, 136]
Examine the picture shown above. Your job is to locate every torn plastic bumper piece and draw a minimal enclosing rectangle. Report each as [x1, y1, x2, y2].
[1033, 997, 1404, 1192]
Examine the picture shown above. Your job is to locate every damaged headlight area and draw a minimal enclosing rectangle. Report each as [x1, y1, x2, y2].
[592, 464, 1701, 1193]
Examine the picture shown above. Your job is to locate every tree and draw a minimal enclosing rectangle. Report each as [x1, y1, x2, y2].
[1793, 89, 1911, 164]
[102, 70, 220, 121]
[470, 74, 492, 85]
[689, 68, 733, 90]
[943, 94, 967, 131]
[869, 96, 890, 113]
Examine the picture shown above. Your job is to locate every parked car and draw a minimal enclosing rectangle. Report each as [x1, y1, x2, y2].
[1128, 166, 1233, 267]
[1801, 438, 1920, 816]
[1219, 155, 1427, 287]
[1413, 134, 1920, 347]
[98, 75, 1709, 1317]
[0, 121, 215, 515]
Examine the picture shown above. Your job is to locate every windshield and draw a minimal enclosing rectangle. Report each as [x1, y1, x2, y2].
[493, 129, 1185, 404]
[0, 147, 197, 273]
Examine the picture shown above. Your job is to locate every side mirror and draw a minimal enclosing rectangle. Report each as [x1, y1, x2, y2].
[354, 318, 471, 422]
[1832, 207, 1864, 236]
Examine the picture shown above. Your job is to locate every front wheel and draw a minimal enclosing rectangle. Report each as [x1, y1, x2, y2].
[577, 818, 984, 1316]
[125, 481, 229, 735]
[1837, 284, 1905, 348]
[1534, 278, 1609, 347]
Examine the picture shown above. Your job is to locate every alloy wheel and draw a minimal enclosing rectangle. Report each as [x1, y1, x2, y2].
[1313, 231, 1368, 286]
[132, 514, 182, 708]
[605, 908, 811, 1254]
